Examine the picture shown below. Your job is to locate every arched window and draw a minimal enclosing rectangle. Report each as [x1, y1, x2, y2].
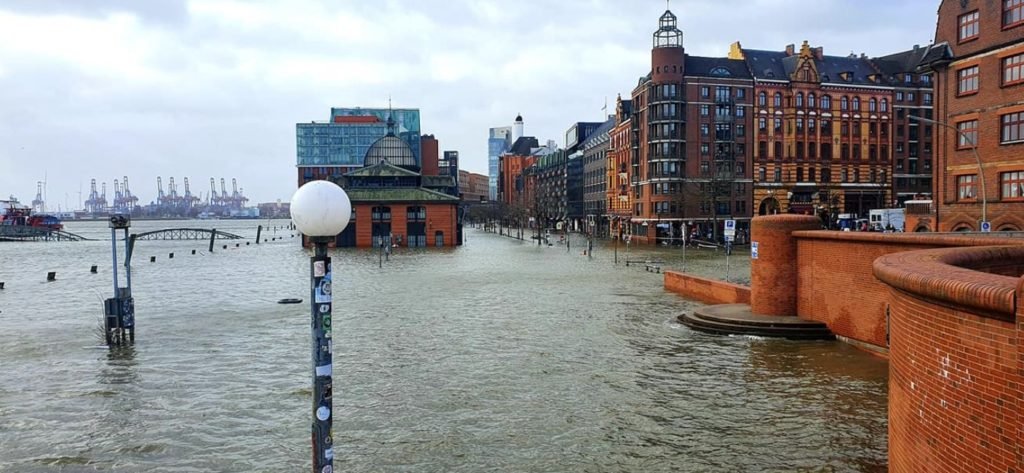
[841, 96, 849, 110]
[796, 92, 804, 108]
[808, 93, 816, 109]
[868, 98, 877, 112]
[821, 95, 831, 109]
[758, 91, 767, 107]
[773, 92, 782, 107]
[880, 98, 888, 112]
[852, 97, 860, 111]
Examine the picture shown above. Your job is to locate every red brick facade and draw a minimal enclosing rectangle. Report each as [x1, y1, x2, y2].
[931, 0, 1024, 231]
[875, 245, 1024, 472]
[350, 203, 457, 248]
[664, 271, 750, 305]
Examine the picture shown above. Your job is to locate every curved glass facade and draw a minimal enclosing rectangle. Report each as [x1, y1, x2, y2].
[296, 108, 421, 168]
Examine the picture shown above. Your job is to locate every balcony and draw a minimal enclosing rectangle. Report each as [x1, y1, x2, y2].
[715, 96, 735, 105]
[714, 114, 734, 123]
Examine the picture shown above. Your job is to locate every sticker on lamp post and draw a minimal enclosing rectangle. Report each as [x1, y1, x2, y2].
[751, 241, 759, 260]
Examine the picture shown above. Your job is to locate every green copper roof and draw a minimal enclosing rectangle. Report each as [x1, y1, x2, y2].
[345, 161, 419, 178]
[345, 187, 459, 203]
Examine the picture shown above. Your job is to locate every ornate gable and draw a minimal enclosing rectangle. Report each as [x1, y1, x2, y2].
[791, 41, 820, 83]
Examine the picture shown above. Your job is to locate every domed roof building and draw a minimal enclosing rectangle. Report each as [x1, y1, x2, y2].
[364, 114, 418, 169]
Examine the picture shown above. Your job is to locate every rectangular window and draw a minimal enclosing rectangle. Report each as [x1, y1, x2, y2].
[958, 174, 978, 200]
[774, 168, 781, 182]
[1002, 171, 1024, 199]
[1006, 0, 1024, 27]
[958, 66, 980, 95]
[701, 86, 710, 98]
[701, 104, 710, 116]
[1003, 111, 1024, 142]
[759, 167, 766, 181]
[923, 92, 933, 105]
[701, 143, 710, 155]
[896, 91, 904, 102]
[774, 118, 782, 133]
[959, 11, 980, 41]
[957, 119, 979, 148]
[758, 117, 767, 131]
[1003, 53, 1024, 86]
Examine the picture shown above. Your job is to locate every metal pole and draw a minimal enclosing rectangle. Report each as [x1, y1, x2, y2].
[725, 249, 730, 283]
[309, 237, 334, 473]
[209, 228, 216, 253]
[110, 228, 119, 299]
[123, 228, 131, 290]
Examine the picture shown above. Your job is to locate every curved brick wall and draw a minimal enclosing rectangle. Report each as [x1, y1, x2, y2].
[750, 214, 821, 316]
[874, 247, 1023, 473]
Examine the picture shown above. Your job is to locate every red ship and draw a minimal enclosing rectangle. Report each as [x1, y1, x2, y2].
[0, 198, 64, 230]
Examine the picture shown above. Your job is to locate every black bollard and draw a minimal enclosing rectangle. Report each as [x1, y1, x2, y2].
[223, 245, 228, 249]
[246, 242, 250, 246]
[169, 252, 174, 259]
[47, 272, 56, 281]
[0, 282, 4, 289]
[235, 243, 240, 248]
[191, 249, 196, 255]
[90, 265, 98, 273]
[150, 256, 156, 262]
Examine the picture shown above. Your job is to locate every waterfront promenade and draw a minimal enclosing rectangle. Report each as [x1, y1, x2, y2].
[0, 223, 885, 472]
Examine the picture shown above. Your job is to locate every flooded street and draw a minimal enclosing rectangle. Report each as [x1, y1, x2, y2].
[0, 222, 887, 472]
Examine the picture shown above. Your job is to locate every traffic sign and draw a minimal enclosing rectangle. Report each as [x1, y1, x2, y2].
[751, 241, 759, 259]
[725, 234, 734, 242]
[724, 219, 736, 236]
[981, 221, 991, 233]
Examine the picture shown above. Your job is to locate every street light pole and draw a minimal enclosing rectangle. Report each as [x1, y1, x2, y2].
[291, 180, 352, 473]
[909, 114, 986, 226]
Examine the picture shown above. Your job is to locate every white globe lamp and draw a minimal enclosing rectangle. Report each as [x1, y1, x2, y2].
[291, 180, 351, 238]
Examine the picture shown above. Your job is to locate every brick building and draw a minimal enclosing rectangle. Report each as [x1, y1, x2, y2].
[458, 170, 489, 204]
[872, 46, 936, 205]
[734, 41, 894, 225]
[606, 97, 633, 238]
[924, 0, 1024, 231]
[497, 136, 539, 209]
[629, 9, 754, 244]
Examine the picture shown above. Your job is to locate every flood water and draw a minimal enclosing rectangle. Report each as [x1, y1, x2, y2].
[0, 220, 888, 472]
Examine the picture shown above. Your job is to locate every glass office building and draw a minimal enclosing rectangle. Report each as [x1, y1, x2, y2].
[488, 126, 511, 201]
[297, 108, 422, 170]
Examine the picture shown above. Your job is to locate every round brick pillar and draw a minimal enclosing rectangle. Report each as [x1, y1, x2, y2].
[750, 214, 822, 316]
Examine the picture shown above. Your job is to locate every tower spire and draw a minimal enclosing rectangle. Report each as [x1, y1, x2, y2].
[386, 94, 396, 135]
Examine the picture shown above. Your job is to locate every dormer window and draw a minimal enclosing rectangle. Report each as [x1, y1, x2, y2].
[839, 71, 852, 81]
[904, 74, 913, 83]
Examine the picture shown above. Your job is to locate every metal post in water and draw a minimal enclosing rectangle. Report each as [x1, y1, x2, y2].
[309, 237, 334, 473]
[209, 228, 216, 253]
[256, 225, 262, 245]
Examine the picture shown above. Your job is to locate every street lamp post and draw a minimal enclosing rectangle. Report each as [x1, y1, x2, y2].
[909, 114, 986, 226]
[291, 180, 352, 473]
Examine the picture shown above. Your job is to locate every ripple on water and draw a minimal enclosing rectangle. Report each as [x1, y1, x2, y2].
[0, 225, 887, 472]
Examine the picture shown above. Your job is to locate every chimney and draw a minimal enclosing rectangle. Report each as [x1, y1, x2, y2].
[913, 44, 920, 51]
[814, 47, 824, 60]
[785, 44, 795, 56]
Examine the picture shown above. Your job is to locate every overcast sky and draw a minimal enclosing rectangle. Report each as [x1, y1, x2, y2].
[0, 0, 938, 208]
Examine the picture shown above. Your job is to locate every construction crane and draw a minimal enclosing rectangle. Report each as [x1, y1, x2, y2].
[220, 178, 228, 206]
[31, 181, 45, 213]
[85, 179, 106, 213]
[183, 177, 200, 208]
[121, 176, 138, 212]
[209, 178, 218, 206]
[156, 177, 166, 206]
